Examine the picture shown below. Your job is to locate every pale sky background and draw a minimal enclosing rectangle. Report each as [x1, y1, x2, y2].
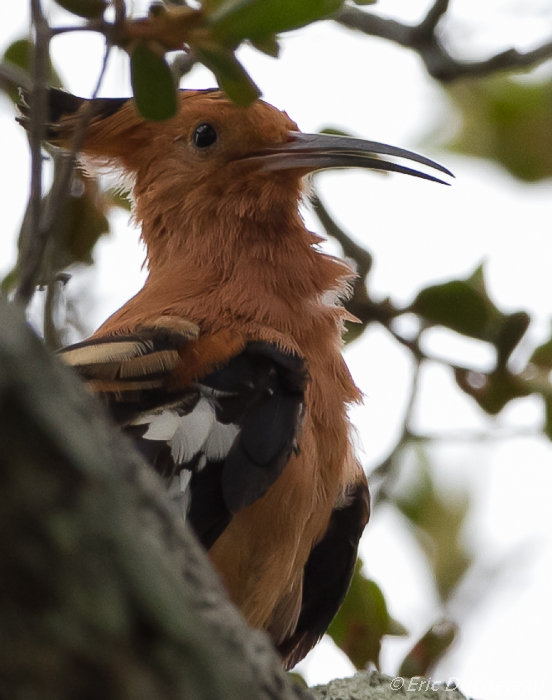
[1, 2, 552, 700]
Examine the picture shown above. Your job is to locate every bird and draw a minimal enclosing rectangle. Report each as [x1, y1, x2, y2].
[18, 87, 451, 669]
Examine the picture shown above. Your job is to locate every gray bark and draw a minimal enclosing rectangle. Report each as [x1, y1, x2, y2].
[0, 296, 473, 700]
[312, 671, 474, 700]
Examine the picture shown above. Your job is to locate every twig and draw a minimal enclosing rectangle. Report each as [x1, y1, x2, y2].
[311, 192, 372, 280]
[408, 426, 541, 444]
[41, 40, 112, 236]
[43, 274, 59, 348]
[368, 360, 422, 505]
[40, 41, 113, 347]
[334, 0, 552, 82]
[310, 191, 385, 337]
[402, 356, 422, 436]
[15, 0, 51, 306]
[171, 53, 198, 83]
[415, 0, 450, 41]
[0, 62, 33, 92]
[14, 31, 113, 324]
[50, 19, 108, 35]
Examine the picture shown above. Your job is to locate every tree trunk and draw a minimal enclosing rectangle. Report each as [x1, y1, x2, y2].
[0, 297, 472, 700]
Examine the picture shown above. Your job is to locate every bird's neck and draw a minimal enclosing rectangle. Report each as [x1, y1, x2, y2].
[131, 195, 355, 337]
[96, 186, 361, 420]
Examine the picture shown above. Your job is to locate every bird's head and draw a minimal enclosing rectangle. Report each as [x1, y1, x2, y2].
[23, 86, 451, 188]
[19, 88, 451, 263]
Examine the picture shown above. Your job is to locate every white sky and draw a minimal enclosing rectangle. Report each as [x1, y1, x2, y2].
[1, 3, 552, 699]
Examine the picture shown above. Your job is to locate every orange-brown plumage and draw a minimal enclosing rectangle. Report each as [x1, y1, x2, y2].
[20, 87, 451, 667]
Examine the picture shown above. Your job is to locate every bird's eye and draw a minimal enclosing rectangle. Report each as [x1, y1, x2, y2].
[193, 123, 217, 149]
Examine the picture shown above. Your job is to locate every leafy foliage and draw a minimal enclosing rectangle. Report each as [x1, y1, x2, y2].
[129, 42, 178, 121]
[411, 265, 530, 366]
[395, 453, 471, 603]
[0, 39, 117, 301]
[2, 170, 111, 297]
[398, 620, 458, 678]
[328, 561, 406, 669]
[53, 0, 107, 19]
[529, 331, 552, 439]
[118, 0, 345, 113]
[208, 0, 342, 42]
[408, 264, 535, 413]
[445, 76, 552, 182]
[1, 0, 552, 685]
[1, 38, 62, 101]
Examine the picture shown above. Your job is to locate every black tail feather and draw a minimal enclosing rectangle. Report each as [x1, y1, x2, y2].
[17, 87, 129, 139]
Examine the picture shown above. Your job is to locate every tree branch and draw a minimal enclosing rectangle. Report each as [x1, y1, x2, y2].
[14, 15, 113, 327]
[0, 62, 33, 92]
[334, 2, 552, 82]
[15, 0, 51, 306]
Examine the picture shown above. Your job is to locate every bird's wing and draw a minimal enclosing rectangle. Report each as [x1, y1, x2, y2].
[59, 322, 308, 550]
[277, 478, 370, 670]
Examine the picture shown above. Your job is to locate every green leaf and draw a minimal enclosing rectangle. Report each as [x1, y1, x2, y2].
[42, 173, 110, 272]
[249, 35, 280, 58]
[328, 561, 403, 669]
[130, 43, 178, 121]
[201, 0, 228, 11]
[53, 0, 107, 19]
[1, 38, 63, 102]
[398, 619, 458, 678]
[411, 264, 529, 364]
[209, 0, 344, 42]
[61, 176, 110, 266]
[319, 127, 354, 137]
[454, 366, 531, 415]
[395, 452, 471, 601]
[544, 395, 552, 440]
[412, 279, 490, 338]
[286, 672, 308, 688]
[495, 311, 530, 366]
[106, 188, 132, 213]
[343, 319, 368, 345]
[530, 331, 552, 370]
[388, 617, 408, 636]
[0, 268, 18, 294]
[2, 173, 110, 293]
[443, 76, 552, 182]
[194, 44, 260, 106]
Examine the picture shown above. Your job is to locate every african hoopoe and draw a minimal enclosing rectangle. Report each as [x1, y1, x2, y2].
[18, 88, 450, 668]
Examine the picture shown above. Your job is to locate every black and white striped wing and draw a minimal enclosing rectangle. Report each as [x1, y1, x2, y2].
[126, 342, 307, 549]
[61, 334, 308, 550]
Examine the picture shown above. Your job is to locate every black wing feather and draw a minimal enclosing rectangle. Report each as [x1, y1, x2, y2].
[278, 479, 370, 670]
[93, 339, 306, 546]
[60, 334, 307, 549]
[187, 461, 231, 550]
[201, 343, 307, 513]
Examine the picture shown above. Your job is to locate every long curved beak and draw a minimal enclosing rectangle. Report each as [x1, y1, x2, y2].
[243, 132, 453, 185]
